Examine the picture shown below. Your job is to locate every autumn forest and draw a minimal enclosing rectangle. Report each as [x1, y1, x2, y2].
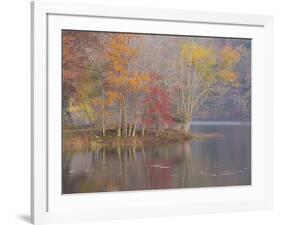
[62, 30, 251, 193]
[63, 30, 250, 139]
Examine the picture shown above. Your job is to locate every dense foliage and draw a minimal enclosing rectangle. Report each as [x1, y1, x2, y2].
[63, 31, 251, 135]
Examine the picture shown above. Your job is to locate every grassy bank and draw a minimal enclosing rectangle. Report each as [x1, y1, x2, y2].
[63, 128, 192, 151]
[63, 127, 222, 151]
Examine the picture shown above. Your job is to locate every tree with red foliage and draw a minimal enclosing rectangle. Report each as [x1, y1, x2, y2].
[143, 85, 175, 136]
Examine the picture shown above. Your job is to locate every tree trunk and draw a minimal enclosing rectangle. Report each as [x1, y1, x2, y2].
[102, 102, 106, 137]
[132, 120, 137, 137]
[128, 122, 132, 137]
[82, 106, 95, 139]
[102, 115, 105, 137]
[117, 101, 123, 137]
[142, 125, 146, 136]
[182, 122, 191, 134]
[123, 99, 128, 137]
[90, 124, 95, 140]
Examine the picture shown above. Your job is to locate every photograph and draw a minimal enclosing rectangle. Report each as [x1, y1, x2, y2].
[62, 30, 251, 194]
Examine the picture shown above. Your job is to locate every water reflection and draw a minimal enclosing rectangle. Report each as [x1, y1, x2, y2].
[63, 124, 251, 194]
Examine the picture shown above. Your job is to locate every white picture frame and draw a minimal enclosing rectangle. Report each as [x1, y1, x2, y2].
[31, 1, 273, 224]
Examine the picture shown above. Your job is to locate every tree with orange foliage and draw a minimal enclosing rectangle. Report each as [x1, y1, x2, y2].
[105, 34, 151, 137]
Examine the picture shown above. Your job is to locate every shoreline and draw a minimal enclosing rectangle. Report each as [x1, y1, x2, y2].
[63, 128, 221, 151]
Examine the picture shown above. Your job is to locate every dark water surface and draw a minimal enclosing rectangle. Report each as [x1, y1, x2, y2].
[62, 124, 251, 194]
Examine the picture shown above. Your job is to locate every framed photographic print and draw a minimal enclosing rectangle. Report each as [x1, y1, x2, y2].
[31, 1, 273, 224]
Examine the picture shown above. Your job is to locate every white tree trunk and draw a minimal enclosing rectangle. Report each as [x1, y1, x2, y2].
[182, 121, 191, 134]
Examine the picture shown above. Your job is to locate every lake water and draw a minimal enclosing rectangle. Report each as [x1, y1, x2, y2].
[62, 124, 251, 194]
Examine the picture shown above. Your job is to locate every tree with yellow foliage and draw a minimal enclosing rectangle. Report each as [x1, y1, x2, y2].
[69, 73, 99, 138]
[178, 41, 240, 133]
